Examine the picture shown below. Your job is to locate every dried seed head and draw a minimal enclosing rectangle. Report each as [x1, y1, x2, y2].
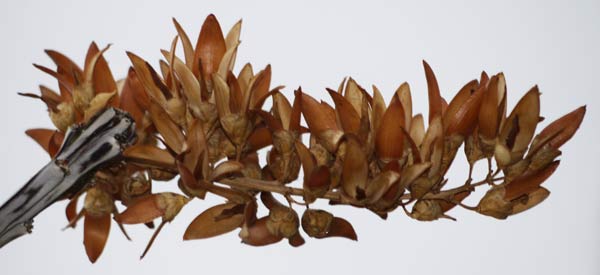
[220, 113, 251, 146]
[410, 200, 443, 221]
[410, 177, 435, 199]
[477, 186, 512, 219]
[122, 172, 151, 201]
[272, 130, 297, 155]
[156, 192, 190, 221]
[301, 209, 333, 238]
[84, 188, 113, 217]
[266, 206, 299, 238]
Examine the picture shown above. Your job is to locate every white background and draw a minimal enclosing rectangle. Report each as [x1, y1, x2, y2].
[0, 1, 598, 274]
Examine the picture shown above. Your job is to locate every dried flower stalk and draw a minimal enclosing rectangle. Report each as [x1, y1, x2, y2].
[1, 14, 586, 262]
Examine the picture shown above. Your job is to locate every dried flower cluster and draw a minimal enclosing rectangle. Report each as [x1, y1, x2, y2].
[20, 14, 585, 262]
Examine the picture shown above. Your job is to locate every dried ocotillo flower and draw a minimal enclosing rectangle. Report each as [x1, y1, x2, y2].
[0, 13, 587, 262]
[117, 193, 189, 258]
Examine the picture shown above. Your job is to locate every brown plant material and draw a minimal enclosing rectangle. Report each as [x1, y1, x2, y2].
[16, 14, 586, 262]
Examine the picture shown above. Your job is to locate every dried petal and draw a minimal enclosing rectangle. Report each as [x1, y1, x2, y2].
[375, 93, 405, 161]
[83, 213, 110, 263]
[530, 106, 586, 153]
[423, 60, 443, 123]
[193, 14, 227, 79]
[123, 145, 176, 169]
[148, 100, 186, 154]
[183, 203, 244, 240]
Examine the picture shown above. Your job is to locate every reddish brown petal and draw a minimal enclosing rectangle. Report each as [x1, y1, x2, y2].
[183, 203, 244, 240]
[65, 195, 80, 228]
[328, 88, 360, 134]
[85, 42, 117, 98]
[49, 131, 64, 158]
[126, 52, 167, 105]
[227, 72, 243, 113]
[478, 74, 506, 140]
[119, 68, 147, 125]
[116, 195, 164, 224]
[240, 217, 283, 246]
[504, 161, 559, 201]
[444, 80, 484, 136]
[396, 82, 413, 129]
[193, 14, 226, 79]
[45, 49, 83, 81]
[172, 18, 195, 68]
[531, 106, 586, 152]
[170, 54, 202, 113]
[273, 92, 292, 130]
[249, 65, 272, 110]
[33, 64, 75, 94]
[375, 94, 405, 160]
[25, 128, 55, 155]
[148, 100, 186, 154]
[423, 60, 443, 123]
[83, 213, 111, 263]
[371, 85, 386, 135]
[326, 217, 357, 241]
[247, 127, 273, 151]
[288, 92, 302, 132]
[299, 90, 337, 134]
[255, 110, 283, 131]
[123, 145, 176, 169]
[343, 78, 364, 116]
[183, 119, 207, 174]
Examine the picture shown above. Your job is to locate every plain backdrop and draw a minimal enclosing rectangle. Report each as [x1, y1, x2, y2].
[0, 1, 598, 274]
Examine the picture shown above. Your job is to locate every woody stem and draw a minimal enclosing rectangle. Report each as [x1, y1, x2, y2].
[217, 175, 504, 205]
[218, 178, 343, 201]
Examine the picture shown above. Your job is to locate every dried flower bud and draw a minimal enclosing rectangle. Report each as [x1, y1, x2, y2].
[84, 187, 113, 217]
[220, 113, 252, 146]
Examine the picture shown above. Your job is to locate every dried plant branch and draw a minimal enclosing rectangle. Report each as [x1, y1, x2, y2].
[0, 14, 586, 262]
